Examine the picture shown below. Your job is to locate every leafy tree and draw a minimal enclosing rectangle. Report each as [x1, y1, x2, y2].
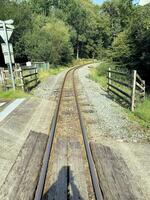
[126, 4, 150, 82]
[29, 0, 52, 16]
[108, 2, 150, 84]
[23, 16, 73, 64]
[111, 31, 132, 66]
[0, 0, 32, 61]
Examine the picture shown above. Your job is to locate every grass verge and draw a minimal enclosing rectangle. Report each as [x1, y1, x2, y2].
[89, 61, 109, 89]
[127, 97, 150, 129]
[0, 88, 29, 101]
[39, 66, 67, 80]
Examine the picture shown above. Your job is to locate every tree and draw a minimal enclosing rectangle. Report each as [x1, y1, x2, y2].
[108, 3, 150, 84]
[111, 31, 132, 66]
[23, 15, 73, 65]
[29, 0, 52, 16]
[0, 0, 32, 62]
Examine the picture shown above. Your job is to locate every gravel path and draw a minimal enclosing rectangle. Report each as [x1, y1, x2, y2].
[78, 64, 148, 142]
[33, 71, 66, 100]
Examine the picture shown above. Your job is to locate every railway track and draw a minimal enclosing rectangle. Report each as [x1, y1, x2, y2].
[34, 65, 103, 200]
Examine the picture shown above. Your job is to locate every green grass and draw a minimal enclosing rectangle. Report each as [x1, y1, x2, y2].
[39, 59, 94, 81]
[133, 97, 150, 128]
[89, 67, 107, 89]
[89, 61, 109, 89]
[39, 66, 68, 80]
[72, 58, 94, 66]
[0, 88, 29, 100]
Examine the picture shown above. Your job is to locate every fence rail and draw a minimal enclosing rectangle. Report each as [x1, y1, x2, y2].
[107, 68, 145, 111]
[21, 66, 40, 91]
[0, 65, 40, 92]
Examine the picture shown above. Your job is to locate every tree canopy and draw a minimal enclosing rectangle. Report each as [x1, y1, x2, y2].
[0, 0, 150, 84]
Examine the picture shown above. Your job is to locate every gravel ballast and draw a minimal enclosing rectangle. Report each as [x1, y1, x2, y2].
[33, 71, 66, 100]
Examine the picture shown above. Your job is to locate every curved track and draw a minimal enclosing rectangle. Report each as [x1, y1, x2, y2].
[34, 64, 103, 200]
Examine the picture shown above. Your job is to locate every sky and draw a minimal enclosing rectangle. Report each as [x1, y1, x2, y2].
[93, 0, 104, 4]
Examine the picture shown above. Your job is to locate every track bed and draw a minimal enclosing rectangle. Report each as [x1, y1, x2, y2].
[42, 69, 95, 200]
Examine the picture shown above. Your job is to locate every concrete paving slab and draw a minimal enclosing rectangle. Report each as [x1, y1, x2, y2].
[0, 71, 62, 192]
[0, 97, 54, 188]
[0, 98, 25, 122]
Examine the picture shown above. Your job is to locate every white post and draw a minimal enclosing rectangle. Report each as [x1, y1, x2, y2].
[108, 67, 111, 94]
[142, 80, 145, 101]
[2, 21, 15, 90]
[131, 70, 137, 112]
[19, 67, 24, 91]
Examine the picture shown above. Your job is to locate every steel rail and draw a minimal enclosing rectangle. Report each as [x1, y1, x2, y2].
[73, 68, 103, 200]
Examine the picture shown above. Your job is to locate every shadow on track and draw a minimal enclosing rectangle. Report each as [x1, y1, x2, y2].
[42, 166, 84, 200]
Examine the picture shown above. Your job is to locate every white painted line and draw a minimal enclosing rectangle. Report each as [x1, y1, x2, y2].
[0, 102, 6, 107]
[0, 98, 25, 121]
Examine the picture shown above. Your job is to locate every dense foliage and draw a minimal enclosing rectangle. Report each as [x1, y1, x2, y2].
[0, 0, 150, 84]
[100, 0, 150, 85]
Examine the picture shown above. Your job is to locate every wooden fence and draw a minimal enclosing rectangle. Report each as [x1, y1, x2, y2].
[0, 66, 40, 92]
[0, 68, 23, 90]
[107, 68, 145, 111]
[21, 66, 40, 91]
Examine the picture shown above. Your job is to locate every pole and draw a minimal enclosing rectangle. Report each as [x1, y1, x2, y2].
[108, 67, 111, 94]
[131, 70, 137, 112]
[3, 21, 15, 90]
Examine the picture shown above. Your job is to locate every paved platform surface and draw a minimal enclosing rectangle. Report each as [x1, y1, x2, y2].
[0, 97, 54, 188]
[0, 99, 25, 121]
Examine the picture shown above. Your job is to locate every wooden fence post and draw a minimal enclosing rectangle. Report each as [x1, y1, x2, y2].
[35, 67, 38, 85]
[131, 70, 137, 112]
[3, 70, 7, 91]
[142, 80, 146, 101]
[0, 68, 4, 85]
[108, 67, 111, 94]
[19, 67, 24, 91]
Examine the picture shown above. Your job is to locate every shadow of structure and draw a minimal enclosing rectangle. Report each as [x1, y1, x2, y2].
[43, 166, 84, 200]
[101, 91, 131, 109]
